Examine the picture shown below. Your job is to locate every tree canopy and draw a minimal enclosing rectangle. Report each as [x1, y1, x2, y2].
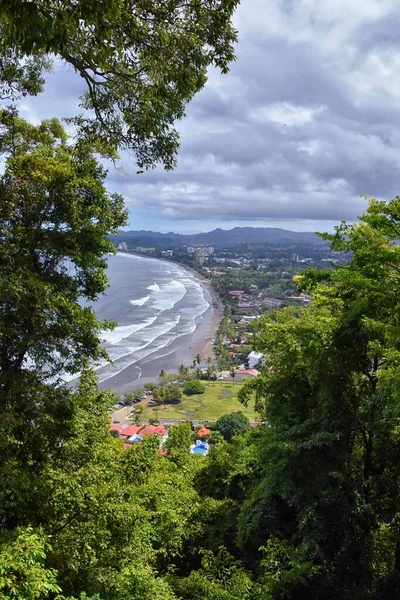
[184, 380, 206, 395]
[214, 411, 250, 442]
[0, 0, 240, 166]
[238, 197, 400, 598]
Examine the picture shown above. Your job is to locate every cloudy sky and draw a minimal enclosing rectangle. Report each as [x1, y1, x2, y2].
[18, 0, 400, 233]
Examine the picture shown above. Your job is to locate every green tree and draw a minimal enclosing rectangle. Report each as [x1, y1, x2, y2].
[164, 384, 183, 404]
[184, 380, 206, 396]
[238, 197, 400, 598]
[155, 384, 182, 404]
[165, 422, 192, 466]
[178, 364, 186, 376]
[0, 112, 126, 526]
[214, 412, 250, 443]
[1, 0, 239, 165]
[0, 527, 61, 599]
[196, 353, 202, 365]
[159, 368, 167, 379]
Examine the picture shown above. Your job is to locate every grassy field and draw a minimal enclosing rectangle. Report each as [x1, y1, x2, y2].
[138, 382, 257, 422]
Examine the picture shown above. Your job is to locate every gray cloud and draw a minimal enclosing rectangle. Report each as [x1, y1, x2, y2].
[5, 0, 400, 231]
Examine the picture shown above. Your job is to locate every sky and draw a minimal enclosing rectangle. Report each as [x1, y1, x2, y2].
[15, 0, 400, 233]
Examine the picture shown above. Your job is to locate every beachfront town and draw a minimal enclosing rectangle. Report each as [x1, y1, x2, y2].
[108, 235, 347, 456]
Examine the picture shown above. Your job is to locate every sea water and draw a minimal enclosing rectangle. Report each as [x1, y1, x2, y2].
[90, 253, 210, 384]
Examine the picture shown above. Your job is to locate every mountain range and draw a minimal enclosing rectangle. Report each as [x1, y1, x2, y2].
[113, 226, 326, 247]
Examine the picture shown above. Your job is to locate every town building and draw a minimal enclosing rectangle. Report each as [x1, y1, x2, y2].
[194, 247, 206, 266]
[135, 247, 155, 254]
[117, 242, 128, 251]
[161, 249, 173, 257]
[248, 351, 264, 369]
[263, 297, 282, 308]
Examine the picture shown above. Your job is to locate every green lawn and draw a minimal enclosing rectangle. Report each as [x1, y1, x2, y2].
[138, 381, 258, 422]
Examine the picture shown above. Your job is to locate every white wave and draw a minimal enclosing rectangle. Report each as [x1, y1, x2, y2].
[98, 315, 181, 382]
[130, 295, 150, 306]
[101, 315, 157, 345]
[147, 282, 160, 292]
[152, 279, 186, 311]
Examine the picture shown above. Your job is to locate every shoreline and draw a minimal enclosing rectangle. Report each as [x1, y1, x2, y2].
[98, 254, 223, 393]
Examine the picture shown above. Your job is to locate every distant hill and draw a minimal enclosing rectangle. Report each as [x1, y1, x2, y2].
[113, 227, 325, 246]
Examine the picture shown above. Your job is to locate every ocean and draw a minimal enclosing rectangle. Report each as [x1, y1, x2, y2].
[88, 253, 212, 389]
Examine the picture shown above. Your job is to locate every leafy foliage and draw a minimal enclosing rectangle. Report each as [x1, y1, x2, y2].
[214, 411, 251, 442]
[0, 0, 239, 165]
[184, 380, 206, 395]
[2, 110, 400, 600]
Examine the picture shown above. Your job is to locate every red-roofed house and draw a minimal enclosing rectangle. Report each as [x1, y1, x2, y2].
[120, 424, 142, 438]
[139, 424, 168, 445]
[110, 423, 129, 433]
[140, 424, 166, 436]
[197, 426, 211, 437]
[229, 290, 244, 296]
[235, 368, 260, 377]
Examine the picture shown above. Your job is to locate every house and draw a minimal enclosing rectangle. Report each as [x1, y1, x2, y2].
[139, 424, 168, 446]
[111, 423, 168, 447]
[248, 351, 264, 369]
[263, 297, 282, 308]
[235, 368, 260, 377]
[240, 316, 257, 323]
[140, 424, 166, 436]
[197, 426, 211, 437]
[229, 290, 244, 296]
[120, 424, 142, 439]
[110, 423, 129, 434]
[238, 302, 253, 310]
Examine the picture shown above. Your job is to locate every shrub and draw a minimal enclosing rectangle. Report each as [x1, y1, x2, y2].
[184, 380, 206, 395]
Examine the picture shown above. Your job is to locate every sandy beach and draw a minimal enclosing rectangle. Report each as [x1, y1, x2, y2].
[98, 262, 223, 393]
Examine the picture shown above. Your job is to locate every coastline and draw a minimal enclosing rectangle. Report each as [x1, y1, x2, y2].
[98, 254, 223, 393]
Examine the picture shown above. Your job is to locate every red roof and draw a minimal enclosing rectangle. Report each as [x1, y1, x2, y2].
[229, 290, 244, 295]
[110, 423, 128, 432]
[122, 424, 142, 437]
[123, 443, 132, 449]
[197, 427, 211, 437]
[235, 369, 260, 376]
[140, 424, 166, 436]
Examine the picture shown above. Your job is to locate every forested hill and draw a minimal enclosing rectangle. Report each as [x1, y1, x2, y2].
[113, 226, 325, 247]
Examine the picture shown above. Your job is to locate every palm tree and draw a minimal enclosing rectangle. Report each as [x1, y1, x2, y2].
[195, 353, 201, 365]
[206, 356, 212, 366]
[159, 368, 166, 379]
[178, 364, 186, 375]
[230, 367, 236, 381]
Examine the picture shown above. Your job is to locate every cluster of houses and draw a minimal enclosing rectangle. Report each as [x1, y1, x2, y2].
[228, 290, 283, 315]
[111, 423, 168, 449]
[110, 423, 212, 456]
